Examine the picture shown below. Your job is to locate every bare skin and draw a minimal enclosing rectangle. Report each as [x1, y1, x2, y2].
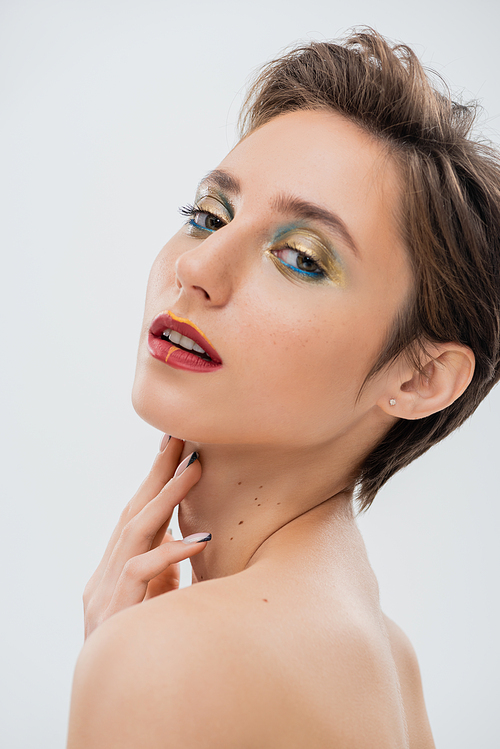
[68, 110, 474, 747]
[69, 440, 434, 748]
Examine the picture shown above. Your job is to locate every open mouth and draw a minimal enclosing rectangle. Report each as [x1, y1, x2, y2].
[148, 311, 223, 372]
[160, 328, 212, 361]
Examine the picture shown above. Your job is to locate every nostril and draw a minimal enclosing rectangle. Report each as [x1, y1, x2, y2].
[194, 285, 210, 300]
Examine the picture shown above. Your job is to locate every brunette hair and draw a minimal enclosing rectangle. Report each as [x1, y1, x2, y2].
[238, 28, 500, 510]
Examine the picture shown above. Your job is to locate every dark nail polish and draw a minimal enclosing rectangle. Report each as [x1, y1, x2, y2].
[174, 451, 199, 477]
[182, 532, 212, 544]
[187, 451, 199, 467]
[160, 434, 171, 452]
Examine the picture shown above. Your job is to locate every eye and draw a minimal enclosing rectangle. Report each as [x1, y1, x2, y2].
[179, 203, 228, 233]
[192, 210, 226, 232]
[273, 247, 325, 278]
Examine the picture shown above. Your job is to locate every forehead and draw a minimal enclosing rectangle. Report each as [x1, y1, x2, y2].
[226, 109, 398, 193]
[217, 109, 403, 258]
[212, 109, 411, 319]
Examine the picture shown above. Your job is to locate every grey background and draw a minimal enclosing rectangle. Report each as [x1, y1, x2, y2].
[1, 0, 499, 746]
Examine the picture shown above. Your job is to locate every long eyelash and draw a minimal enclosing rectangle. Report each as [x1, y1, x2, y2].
[178, 203, 200, 218]
[178, 208, 327, 280]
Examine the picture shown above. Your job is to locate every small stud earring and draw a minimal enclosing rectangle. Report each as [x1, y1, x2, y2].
[389, 398, 396, 406]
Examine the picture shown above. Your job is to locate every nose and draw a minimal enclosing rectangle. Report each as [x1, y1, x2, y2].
[174, 225, 245, 307]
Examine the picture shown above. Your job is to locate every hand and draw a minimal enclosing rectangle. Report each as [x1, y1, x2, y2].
[83, 437, 210, 639]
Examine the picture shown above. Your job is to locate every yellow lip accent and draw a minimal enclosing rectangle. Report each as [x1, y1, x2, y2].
[165, 345, 179, 364]
[167, 310, 215, 349]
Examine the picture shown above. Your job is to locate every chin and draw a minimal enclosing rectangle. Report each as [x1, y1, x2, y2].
[131, 366, 218, 443]
[131, 352, 317, 447]
[131, 369, 180, 436]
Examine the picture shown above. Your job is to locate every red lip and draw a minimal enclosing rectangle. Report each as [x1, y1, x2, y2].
[148, 311, 223, 372]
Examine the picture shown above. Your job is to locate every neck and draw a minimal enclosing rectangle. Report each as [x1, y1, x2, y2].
[177, 439, 358, 582]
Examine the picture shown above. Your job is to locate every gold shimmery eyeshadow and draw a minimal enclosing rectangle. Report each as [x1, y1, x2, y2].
[183, 192, 346, 287]
[184, 194, 231, 238]
[267, 228, 345, 287]
[195, 193, 232, 219]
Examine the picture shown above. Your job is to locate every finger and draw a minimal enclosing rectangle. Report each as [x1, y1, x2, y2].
[150, 520, 173, 551]
[105, 535, 211, 616]
[88, 438, 185, 590]
[144, 527, 177, 598]
[122, 437, 185, 519]
[96, 456, 202, 600]
[144, 561, 181, 600]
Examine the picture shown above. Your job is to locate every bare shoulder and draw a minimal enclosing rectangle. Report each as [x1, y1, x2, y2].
[383, 615, 436, 749]
[67, 579, 260, 749]
[67, 577, 435, 749]
[384, 614, 422, 679]
[67, 574, 365, 748]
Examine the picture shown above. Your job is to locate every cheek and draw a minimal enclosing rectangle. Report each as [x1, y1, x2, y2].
[142, 236, 189, 328]
[232, 291, 379, 434]
[145, 245, 177, 302]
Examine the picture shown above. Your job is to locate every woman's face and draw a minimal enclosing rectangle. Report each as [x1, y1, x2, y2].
[133, 110, 412, 448]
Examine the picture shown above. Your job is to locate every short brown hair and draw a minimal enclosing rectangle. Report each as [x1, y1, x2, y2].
[238, 28, 500, 510]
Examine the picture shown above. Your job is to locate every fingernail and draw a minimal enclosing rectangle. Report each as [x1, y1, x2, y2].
[174, 451, 199, 477]
[182, 532, 212, 544]
[159, 434, 171, 452]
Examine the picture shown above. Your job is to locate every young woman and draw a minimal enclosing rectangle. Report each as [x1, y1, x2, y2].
[67, 29, 500, 748]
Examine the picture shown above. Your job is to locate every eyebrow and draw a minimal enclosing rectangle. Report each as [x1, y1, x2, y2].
[198, 169, 360, 258]
[199, 169, 241, 197]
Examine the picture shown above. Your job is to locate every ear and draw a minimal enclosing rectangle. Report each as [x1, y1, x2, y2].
[377, 342, 475, 420]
